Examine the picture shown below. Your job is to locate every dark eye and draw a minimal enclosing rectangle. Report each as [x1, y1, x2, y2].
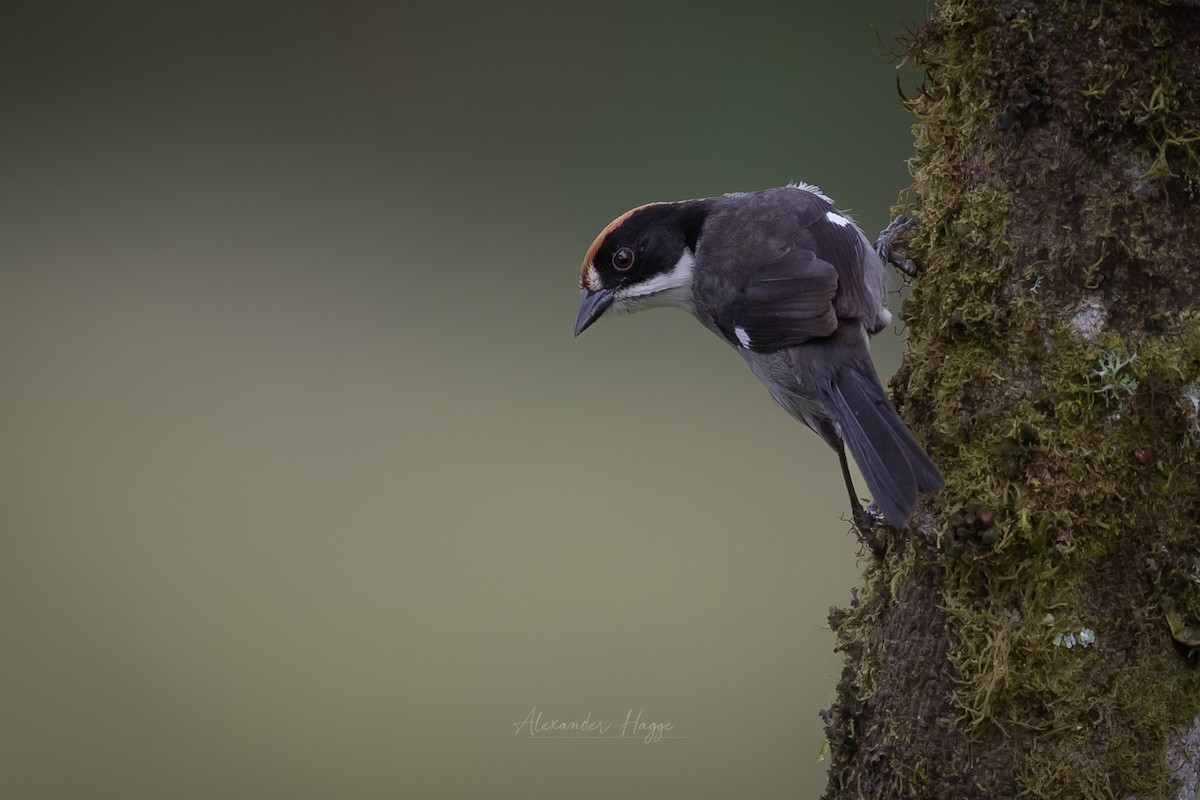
[612, 246, 635, 271]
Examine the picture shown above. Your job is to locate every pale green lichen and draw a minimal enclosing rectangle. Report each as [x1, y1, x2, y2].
[1092, 348, 1139, 402]
[1182, 376, 1200, 441]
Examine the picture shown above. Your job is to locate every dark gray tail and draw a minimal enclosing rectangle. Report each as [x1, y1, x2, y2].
[823, 361, 943, 526]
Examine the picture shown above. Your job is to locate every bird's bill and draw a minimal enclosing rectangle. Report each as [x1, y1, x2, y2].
[573, 287, 614, 336]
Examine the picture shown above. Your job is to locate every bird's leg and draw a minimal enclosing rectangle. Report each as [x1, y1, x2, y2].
[836, 441, 864, 521]
[837, 440, 886, 542]
[836, 441, 887, 557]
[875, 215, 921, 278]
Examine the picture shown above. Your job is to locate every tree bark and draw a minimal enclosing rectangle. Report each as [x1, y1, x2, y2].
[821, 2, 1200, 797]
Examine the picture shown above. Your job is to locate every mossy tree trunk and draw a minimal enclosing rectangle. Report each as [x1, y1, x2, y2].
[821, 3, 1200, 797]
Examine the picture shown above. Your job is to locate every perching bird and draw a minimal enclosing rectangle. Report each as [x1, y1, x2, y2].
[573, 184, 943, 527]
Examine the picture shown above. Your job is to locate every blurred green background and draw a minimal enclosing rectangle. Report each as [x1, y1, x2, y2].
[0, 2, 929, 798]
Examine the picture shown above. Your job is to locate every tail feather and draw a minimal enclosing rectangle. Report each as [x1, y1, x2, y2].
[824, 362, 943, 525]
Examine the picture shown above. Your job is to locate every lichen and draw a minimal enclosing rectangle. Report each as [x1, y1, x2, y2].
[1182, 376, 1200, 442]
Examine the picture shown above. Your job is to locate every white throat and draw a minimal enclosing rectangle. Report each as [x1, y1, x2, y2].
[613, 249, 696, 314]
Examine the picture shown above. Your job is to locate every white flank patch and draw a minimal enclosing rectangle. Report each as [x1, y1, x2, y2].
[616, 249, 696, 313]
[825, 211, 852, 228]
[734, 326, 752, 348]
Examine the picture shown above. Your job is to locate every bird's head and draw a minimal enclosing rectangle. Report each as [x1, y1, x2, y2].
[574, 200, 708, 336]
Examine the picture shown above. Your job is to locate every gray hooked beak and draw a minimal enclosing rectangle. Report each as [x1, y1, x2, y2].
[574, 287, 614, 336]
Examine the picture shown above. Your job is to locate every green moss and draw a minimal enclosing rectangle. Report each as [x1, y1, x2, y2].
[825, 1, 1200, 797]
[1132, 28, 1200, 181]
[897, 306, 1200, 798]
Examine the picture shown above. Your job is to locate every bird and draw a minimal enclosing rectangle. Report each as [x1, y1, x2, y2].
[573, 184, 943, 527]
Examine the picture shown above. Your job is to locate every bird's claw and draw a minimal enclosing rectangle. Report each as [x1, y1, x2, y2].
[875, 215, 922, 278]
[852, 503, 886, 531]
[851, 503, 888, 557]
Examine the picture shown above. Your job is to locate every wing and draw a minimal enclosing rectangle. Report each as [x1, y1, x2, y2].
[706, 249, 839, 353]
[801, 209, 878, 324]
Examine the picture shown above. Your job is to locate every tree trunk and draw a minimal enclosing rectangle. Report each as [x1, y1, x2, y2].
[821, 2, 1200, 797]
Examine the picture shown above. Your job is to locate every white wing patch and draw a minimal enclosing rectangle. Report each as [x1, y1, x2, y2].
[825, 211, 853, 228]
[734, 326, 752, 348]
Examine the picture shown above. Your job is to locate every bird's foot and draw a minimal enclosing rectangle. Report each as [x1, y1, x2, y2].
[875, 215, 922, 278]
[851, 503, 888, 557]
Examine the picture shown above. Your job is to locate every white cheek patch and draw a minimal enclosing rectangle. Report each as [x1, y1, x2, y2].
[825, 211, 853, 228]
[615, 249, 697, 313]
[734, 326, 752, 348]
